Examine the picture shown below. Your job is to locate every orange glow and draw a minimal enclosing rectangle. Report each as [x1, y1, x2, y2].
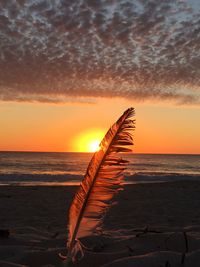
[73, 129, 105, 152]
[88, 140, 101, 152]
[1, 99, 200, 154]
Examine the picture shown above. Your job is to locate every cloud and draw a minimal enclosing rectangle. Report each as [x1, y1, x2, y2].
[0, 0, 200, 105]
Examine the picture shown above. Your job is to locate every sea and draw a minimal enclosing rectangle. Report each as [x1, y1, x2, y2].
[0, 151, 200, 186]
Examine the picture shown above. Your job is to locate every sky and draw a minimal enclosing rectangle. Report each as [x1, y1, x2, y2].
[0, 0, 200, 153]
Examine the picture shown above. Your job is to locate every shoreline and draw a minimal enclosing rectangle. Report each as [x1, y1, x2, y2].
[0, 172, 199, 187]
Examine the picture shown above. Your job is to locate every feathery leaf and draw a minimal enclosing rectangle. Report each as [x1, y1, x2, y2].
[62, 107, 135, 263]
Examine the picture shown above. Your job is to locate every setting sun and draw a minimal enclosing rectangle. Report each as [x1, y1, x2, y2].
[73, 129, 105, 152]
[87, 140, 100, 152]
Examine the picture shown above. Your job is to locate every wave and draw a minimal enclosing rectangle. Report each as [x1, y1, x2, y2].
[126, 172, 200, 184]
[0, 172, 200, 186]
[0, 173, 83, 186]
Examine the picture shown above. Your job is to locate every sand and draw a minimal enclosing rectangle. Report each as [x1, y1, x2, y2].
[1, 181, 200, 266]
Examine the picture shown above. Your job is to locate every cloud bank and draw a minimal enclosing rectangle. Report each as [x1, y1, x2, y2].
[0, 0, 200, 104]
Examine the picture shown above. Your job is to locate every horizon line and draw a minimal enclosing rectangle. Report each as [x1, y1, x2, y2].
[0, 150, 200, 156]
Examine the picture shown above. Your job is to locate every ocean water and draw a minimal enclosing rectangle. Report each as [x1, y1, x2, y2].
[0, 151, 200, 186]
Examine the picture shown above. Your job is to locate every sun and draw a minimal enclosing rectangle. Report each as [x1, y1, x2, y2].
[73, 129, 105, 152]
[88, 139, 101, 152]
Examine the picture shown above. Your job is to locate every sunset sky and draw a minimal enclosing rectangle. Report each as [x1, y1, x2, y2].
[0, 0, 200, 154]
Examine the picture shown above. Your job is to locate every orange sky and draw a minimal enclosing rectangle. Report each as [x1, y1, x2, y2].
[0, 98, 200, 154]
[0, 1, 200, 155]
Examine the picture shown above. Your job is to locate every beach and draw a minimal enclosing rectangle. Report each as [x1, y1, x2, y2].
[1, 181, 200, 266]
[1, 0, 200, 266]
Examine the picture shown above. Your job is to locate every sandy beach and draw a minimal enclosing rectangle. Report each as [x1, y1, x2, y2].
[1, 181, 200, 266]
